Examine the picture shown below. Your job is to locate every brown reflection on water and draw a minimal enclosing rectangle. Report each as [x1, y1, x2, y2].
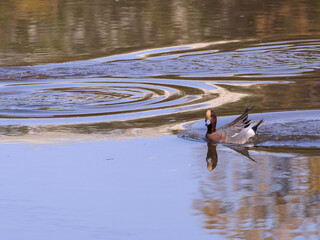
[1, 0, 320, 66]
[255, 0, 319, 37]
[213, 80, 320, 118]
[251, 80, 320, 112]
[194, 149, 320, 239]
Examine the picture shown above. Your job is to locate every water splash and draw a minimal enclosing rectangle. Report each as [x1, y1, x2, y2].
[178, 110, 320, 149]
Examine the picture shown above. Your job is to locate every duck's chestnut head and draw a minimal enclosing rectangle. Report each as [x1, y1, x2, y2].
[205, 109, 217, 126]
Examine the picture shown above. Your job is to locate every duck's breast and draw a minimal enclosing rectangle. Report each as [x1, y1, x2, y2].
[206, 131, 226, 143]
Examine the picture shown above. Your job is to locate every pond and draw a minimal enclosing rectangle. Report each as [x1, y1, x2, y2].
[0, 0, 320, 239]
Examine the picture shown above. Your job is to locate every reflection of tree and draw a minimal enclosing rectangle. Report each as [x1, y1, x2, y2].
[0, 0, 320, 65]
[194, 151, 320, 239]
[12, 0, 57, 19]
[218, 81, 320, 114]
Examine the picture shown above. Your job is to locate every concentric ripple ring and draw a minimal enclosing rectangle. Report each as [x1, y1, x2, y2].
[0, 78, 222, 125]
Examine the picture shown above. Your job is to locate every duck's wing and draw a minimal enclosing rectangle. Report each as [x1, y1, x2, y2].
[217, 107, 259, 144]
[220, 107, 254, 130]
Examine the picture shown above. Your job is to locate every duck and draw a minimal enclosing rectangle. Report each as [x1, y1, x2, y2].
[205, 107, 264, 144]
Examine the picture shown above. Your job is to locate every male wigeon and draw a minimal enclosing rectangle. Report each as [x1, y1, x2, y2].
[205, 107, 263, 144]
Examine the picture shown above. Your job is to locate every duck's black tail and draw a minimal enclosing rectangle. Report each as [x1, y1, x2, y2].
[252, 119, 264, 133]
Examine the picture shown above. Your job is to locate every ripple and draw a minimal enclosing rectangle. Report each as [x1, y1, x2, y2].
[0, 38, 319, 135]
[0, 78, 224, 125]
[1, 39, 319, 79]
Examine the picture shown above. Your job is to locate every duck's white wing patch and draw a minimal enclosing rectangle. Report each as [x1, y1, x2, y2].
[231, 133, 239, 138]
[247, 128, 255, 138]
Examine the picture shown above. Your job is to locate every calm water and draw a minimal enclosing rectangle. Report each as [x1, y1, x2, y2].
[0, 0, 320, 239]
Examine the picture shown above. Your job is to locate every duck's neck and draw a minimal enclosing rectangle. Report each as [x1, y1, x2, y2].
[207, 124, 216, 134]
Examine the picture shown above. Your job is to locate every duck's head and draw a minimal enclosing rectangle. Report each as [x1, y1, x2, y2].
[205, 109, 217, 126]
[205, 110, 217, 131]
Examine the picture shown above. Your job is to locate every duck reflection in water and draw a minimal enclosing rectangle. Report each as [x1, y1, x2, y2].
[206, 142, 256, 172]
[206, 142, 218, 172]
